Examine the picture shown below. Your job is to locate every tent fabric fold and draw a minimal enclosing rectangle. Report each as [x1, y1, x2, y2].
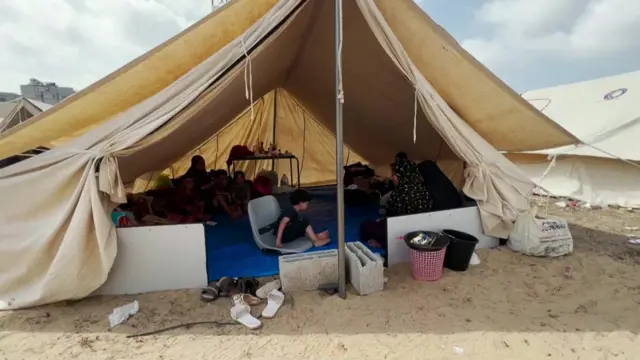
[0, 0, 561, 309]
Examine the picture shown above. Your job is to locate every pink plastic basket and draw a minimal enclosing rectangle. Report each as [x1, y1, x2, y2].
[408, 247, 447, 281]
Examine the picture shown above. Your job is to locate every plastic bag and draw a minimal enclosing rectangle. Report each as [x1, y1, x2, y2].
[508, 208, 573, 257]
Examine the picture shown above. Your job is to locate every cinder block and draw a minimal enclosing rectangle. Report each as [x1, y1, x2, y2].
[279, 250, 338, 292]
[346, 242, 384, 295]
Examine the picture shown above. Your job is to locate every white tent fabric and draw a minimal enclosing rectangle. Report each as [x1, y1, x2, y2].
[0, 0, 571, 309]
[508, 71, 640, 207]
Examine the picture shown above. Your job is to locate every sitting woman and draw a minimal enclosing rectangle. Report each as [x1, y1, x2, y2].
[212, 170, 243, 219]
[166, 177, 211, 223]
[386, 152, 433, 216]
[360, 152, 433, 248]
[183, 155, 214, 194]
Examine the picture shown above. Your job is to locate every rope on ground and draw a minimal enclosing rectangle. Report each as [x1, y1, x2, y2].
[126, 320, 239, 338]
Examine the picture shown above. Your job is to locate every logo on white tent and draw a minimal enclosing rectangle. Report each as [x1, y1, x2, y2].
[604, 88, 627, 100]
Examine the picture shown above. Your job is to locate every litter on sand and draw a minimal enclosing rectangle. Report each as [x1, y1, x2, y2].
[109, 301, 139, 328]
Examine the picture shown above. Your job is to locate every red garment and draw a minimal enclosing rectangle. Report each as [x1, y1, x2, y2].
[167, 188, 199, 214]
[253, 175, 273, 196]
[226, 145, 254, 166]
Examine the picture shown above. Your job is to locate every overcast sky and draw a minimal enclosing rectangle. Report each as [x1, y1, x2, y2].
[1, 0, 639, 94]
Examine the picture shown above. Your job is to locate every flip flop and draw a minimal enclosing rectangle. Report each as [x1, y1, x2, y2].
[201, 277, 234, 302]
[232, 293, 262, 306]
[201, 283, 220, 302]
[237, 278, 260, 296]
[256, 279, 281, 299]
[230, 304, 261, 330]
[261, 290, 285, 319]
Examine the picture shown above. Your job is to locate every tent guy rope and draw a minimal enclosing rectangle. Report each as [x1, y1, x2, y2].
[241, 38, 255, 122]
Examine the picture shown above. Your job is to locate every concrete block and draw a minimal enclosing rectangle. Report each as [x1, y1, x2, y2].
[279, 250, 338, 292]
[346, 242, 384, 295]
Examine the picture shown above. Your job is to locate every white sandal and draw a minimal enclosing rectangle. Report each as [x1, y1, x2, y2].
[261, 290, 285, 319]
[230, 304, 261, 330]
[256, 279, 282, 299]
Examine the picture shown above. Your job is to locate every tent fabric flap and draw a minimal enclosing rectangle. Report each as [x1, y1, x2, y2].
[0, 0, 301, 310]
[0, 0, 281, 160]
[357, 0, 534, 237]
[373, 0, 578, 152]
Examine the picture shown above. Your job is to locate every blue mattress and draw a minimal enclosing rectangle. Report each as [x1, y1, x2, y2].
[205, 187, 385, 281]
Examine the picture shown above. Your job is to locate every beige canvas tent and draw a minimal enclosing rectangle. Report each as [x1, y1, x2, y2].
[0, 0, 579, 309]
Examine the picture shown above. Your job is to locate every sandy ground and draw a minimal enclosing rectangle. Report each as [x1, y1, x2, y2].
[2, 203, 640, 360]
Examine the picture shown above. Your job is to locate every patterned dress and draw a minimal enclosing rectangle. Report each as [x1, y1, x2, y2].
[386, 158, 433, 216]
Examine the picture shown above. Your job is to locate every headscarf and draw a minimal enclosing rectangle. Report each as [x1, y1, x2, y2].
[391, 157, 419, 186]
[183, 155, 209, 189]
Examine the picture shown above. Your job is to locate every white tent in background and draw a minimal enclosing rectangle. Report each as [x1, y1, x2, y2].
[0, 0, 579, 309]
[507, 71, 640, 207]
[0, 97, 53, 134]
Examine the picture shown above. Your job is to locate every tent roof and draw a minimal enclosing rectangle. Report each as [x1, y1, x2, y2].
[25, 98, 53, 112]
[0, 98, 48, 134]
[0, 0, 577, 160]
[522, 71, 640, 161]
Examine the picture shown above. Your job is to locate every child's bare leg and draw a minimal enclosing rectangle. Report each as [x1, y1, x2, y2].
[317, 230, 330, 240]
[216, 194, 240, 218]
[305, 225, 331, 247]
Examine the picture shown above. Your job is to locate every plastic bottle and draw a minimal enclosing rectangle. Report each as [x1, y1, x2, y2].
[280, 174, 289, 186]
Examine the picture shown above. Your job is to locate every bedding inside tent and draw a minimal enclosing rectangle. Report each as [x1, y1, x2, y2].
[0, 0, 580, 309]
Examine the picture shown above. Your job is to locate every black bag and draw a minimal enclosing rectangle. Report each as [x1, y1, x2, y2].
[417, 160, 462, 211]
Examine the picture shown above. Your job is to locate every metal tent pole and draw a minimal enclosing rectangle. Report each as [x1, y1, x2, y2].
[334, 0, 346, 299]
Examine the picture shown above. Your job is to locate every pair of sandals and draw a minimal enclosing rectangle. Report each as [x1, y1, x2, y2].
[230, 288, 285, 330]
[201, 277, 260, 302]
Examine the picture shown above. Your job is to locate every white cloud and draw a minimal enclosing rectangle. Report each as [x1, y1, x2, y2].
[462, 0, 640, 70]
[0, 0, 213, 93]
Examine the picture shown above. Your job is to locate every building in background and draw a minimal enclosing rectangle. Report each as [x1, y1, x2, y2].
[0, 92, 20, 102]
[20, 78, 75, 105]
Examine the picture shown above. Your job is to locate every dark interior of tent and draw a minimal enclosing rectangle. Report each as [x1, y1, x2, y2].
[106, 0, 477, 281]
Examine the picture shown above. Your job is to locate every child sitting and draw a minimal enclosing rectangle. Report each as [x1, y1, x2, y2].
[212, 170, 243, 219]
[166, 177, 211, 223]
[232, 171, 252, 209]
[274, 189, 331, 248]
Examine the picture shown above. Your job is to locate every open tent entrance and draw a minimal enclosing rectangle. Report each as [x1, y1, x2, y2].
[119, 0, 472, 280]
[113, 0, 469, 283]
[119, 0, 465, 189]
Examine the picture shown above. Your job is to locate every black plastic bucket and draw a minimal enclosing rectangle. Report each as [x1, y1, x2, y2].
[404, 230, 449, 252]
[442, 229, 479, 271]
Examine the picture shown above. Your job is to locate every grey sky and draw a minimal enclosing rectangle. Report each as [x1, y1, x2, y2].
[1, 0, 639, 93]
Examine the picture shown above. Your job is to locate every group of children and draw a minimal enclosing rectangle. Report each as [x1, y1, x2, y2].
[168, 155, 331, 248]
[165, 155, 252, 223]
